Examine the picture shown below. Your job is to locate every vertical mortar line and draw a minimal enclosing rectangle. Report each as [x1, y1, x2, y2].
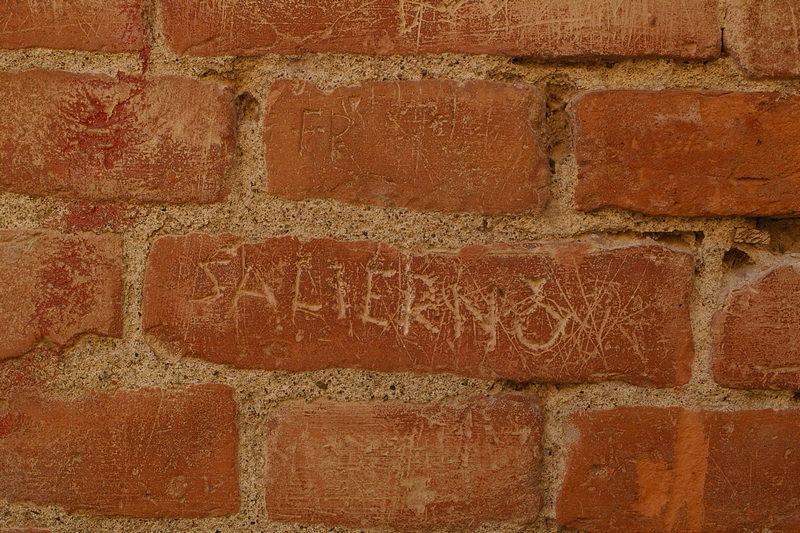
[527, 382, 564, 533]
[123, 215, 175, 388]
[229, 381, 271, 532]
[538, 75, 579, 228]
[143, 0, 171, 68]
[231, 57, 270, 216]
[139, 0, 157, 74]
[685, 222, 738, 390]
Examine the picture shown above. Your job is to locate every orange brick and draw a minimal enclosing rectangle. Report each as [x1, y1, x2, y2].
[711, 262, 800, 390]
[575, 90, 800, 216]
[727, 0, 800, 77]
[53, 202, 141, 233]
[0, 230, 122, 361]
[265, 79, 549, 214]
[264, 394, 542, 529]
[0, 0, 145, 52]
[0, 384, 239, 518]
[0, 70, 234, 203]
[142, 234, 694, 387]
[558, 407, 800, 532]
[702, 410, 800, 531]
[162, 0, 720, 58]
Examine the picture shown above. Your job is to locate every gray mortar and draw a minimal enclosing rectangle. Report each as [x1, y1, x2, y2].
[1, 1, 800, 531]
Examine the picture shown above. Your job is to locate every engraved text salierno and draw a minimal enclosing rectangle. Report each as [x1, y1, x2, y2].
[189, 241, 570, 356]
[142, 235, 694, 385]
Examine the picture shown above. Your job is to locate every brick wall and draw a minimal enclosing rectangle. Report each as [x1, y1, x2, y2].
[0, 1, 799, 531]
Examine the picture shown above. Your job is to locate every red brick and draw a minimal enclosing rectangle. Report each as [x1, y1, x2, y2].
[575, 90, 800, 216]
[727, 0, 800, 77]
[161, 0, 720, 58]
[558, 407, 800, 532]
[711, 262, 800, 390]
[0, 347, 61, 395]
[558, 407, 707, 532]
[0, 0, 145, 52]
[0, 70, 234, 204]
[0, 230, 122, 361]
[265, 79, 549, 214]
[53, 202, 142, 233]
[142, 234, 694, 386]
[264, 394, 542, 529]
[0, 384, 239, 518]
[702, 410, 800, 531]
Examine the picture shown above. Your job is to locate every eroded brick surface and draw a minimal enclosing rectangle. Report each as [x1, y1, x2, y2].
[161, 0, 720, 58]
[264, 394, 542, 530]
[0, 70, 234, 203]
[0, 230, 122, 361]
[703, 410, 800, 531]
[0, 384, 239, 518]
[142, 235, 694, 386]
[711, 263, 800, 390]
[727, 0, 800, 77]
[53, 202, 142, 233]
[0, 0, 145, 51]
[575, 90, 800, 216]
[265, 79, 549, 214]
[558, 407, 800, 532]
[558, 407, 707, 532]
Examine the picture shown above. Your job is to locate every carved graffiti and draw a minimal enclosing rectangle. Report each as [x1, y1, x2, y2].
[143, 235, 694, 385]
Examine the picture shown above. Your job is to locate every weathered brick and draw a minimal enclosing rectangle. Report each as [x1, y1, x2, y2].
[557, 407, 800, 532]
[0, 384, 239, 518]
[703, 410, 800, 531]
[0, 0, 145, 52]
[727, 0, 800, 77]
[575, 90, 800, 216]
[142, 234, 694, 386]
[264, 394, 542, 529]
[161, 0, 720, 58]
[0, 347, 59, 399]
[53, 202, 142, 233]
[265, 79, 549, 214]
[0, 230, 122, 361]
[711, 262, 800, 390]
[0, 70, 234, 203]
[558, 407, 707, 532]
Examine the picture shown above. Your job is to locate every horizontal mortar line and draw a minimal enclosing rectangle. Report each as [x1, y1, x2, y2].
[0, 50, 797, 91]
[40, 353, 799, 412]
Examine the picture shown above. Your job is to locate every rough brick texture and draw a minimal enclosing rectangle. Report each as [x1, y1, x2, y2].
[264, 394, 542, 530]
[711, 262, 800, 390]
[0, 0, 145, 52]
[265, 79, 549, 214]
[0, 70, 234, 203]
[558, 408, 708, 532]
[557, 407, 800, 532]
[0, 384, 239, 518]
[575, 90, 800, 216]
[727, 0, 800, 77]
[53, 202, 141, 233]
[161, 0, 720, 58]
[0, 230, 122, 361]
[142, 235, 694, 387]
